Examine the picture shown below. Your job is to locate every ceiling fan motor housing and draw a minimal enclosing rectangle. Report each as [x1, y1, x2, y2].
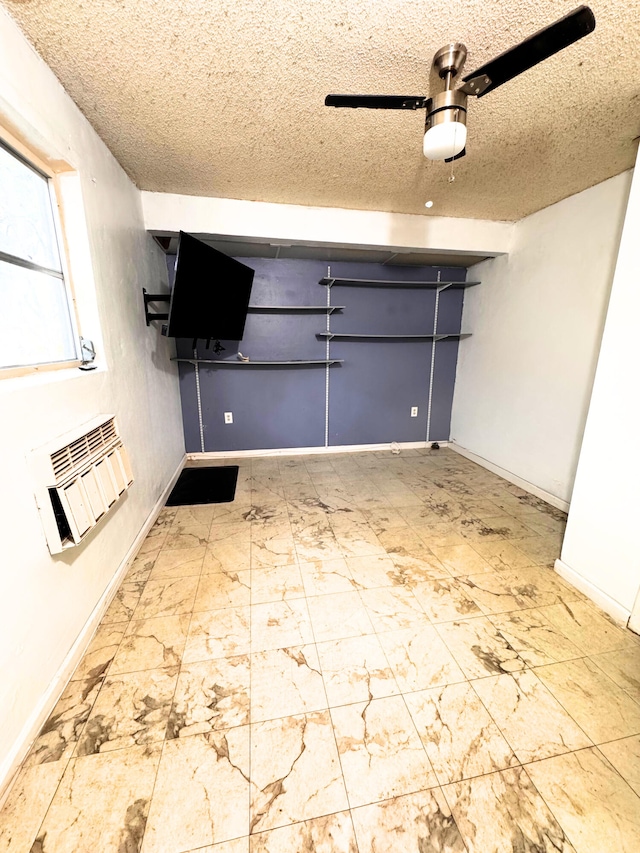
[425, 90, 468, 132]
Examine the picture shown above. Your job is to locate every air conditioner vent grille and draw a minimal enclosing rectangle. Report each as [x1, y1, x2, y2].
[31, 414, 133, 554]
[51, 418, 118, 482]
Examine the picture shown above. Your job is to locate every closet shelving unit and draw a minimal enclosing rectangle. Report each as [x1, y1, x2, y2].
[173, 268, 478, 450]
[317, 274, 476, 342]
[317, 269, 478, 444]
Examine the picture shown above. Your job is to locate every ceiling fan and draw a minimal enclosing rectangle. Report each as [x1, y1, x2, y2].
[325, 5, 595, 162]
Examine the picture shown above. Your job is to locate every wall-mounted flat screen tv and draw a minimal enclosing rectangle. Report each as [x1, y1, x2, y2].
[166, 231, 254, 340]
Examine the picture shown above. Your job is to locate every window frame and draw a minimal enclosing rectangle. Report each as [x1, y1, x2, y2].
[0, 124, 82, 379]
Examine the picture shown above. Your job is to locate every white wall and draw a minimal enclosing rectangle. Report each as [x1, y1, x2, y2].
[450, 171, 632, 505]
[557, 152, 640, 620]
[142, 191, 514, 258]
[0, 8, 184, 789]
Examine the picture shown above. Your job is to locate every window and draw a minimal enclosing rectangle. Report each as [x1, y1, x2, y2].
[0, 136, 80, 375]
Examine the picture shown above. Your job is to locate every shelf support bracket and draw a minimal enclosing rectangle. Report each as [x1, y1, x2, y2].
[143, 287, 170, 326]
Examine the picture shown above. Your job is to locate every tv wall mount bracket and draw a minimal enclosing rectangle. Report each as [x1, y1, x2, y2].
[143, 288, 170, 326]
[142, 287, 224, 351]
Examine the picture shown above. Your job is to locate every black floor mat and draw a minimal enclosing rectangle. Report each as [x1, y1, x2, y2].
[166, 466, 239, 506]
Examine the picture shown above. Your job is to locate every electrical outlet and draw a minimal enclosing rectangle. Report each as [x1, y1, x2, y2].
[224, 412, 233, 424]
[411, 406, 418, 417]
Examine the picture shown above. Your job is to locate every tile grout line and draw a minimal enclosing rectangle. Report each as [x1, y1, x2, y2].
[38, 637, 640, 739]
[136, 511, 208, 853]
[342, 541, 471, 834]
[526, 657, 637, 745]
[280, 456, 363, 851]
[255, 458, 362, 848]
[501, 761, 583, 853]
[301, 577, 363, 852]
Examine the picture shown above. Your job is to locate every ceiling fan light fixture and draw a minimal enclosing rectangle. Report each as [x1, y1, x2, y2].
[423, 90, 468, 161]
[423, 122, 467, 161]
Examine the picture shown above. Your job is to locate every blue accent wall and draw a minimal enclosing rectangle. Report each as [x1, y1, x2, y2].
[170, 257, 467, 452]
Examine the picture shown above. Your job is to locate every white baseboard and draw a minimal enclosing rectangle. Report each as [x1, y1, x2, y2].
[187, 441, 448, 461]
[554, 559, 631, 626]
[0, 454, 186, 805]
[449, 442, 569, 512]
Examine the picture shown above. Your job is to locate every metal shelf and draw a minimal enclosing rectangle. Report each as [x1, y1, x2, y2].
[319, 277, 480, 289]
[248, 305, 345, 313]
[316, 332, 471, 341]
[173, 358, 343, 367]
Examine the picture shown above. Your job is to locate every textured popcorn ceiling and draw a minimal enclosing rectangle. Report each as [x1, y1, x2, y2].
[4, 0, 639, 221]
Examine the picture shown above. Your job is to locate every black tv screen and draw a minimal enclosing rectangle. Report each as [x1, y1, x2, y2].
[166, 232, 254, 340]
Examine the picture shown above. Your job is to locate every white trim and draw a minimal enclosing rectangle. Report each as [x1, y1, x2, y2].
[0, 454, 186, 804]
[142, 191, 514, 256]
[449, 442, 569, 512]
[628, 587, 640, 635]
[554, 559, 631, 627]
[187, 440, 447, 460]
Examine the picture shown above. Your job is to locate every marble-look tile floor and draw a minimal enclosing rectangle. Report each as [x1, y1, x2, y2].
[2, 447, 640, 852]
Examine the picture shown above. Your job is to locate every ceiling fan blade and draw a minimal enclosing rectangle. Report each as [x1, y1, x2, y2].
[325, 94, 428, 110]
[444, 147, 466, 163]
[462, 5, 595, 98]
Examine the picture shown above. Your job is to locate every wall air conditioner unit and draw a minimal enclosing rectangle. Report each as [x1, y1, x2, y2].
[30, 415, 133, 554]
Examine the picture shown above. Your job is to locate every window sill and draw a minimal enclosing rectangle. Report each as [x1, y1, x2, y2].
[0, 361, 105, 394]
